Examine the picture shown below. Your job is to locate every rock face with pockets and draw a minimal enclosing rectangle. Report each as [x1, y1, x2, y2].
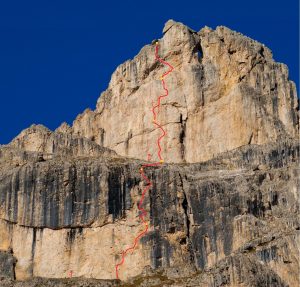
[0, 20, 298, 287]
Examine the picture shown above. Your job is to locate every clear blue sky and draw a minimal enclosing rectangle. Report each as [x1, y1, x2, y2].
[0, 0, 298, 144]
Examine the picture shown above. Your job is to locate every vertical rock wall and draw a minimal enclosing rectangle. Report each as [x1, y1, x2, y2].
[71, 20, 298, 163]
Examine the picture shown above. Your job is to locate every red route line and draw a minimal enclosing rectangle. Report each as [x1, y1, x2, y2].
[115, 42, 174, 280]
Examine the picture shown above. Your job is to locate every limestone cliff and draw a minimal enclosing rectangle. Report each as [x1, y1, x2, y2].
[0, 20, 299, 287]
[71, 20, 298, 163]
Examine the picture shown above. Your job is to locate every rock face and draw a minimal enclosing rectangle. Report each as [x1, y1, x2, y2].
[0, 20, 299, 287]
[0, 251, 16, 279]
[72, 20, 298, 163]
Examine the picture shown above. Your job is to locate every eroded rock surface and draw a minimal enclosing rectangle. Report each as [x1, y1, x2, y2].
[0, 138, 298, 286]
[71, 20, 298, 163]
[0, 20, 299, 287]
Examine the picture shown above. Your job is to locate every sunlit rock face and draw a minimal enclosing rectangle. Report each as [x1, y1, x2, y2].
[72, 20, 298, 163]
[0, 20, 298, 287]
